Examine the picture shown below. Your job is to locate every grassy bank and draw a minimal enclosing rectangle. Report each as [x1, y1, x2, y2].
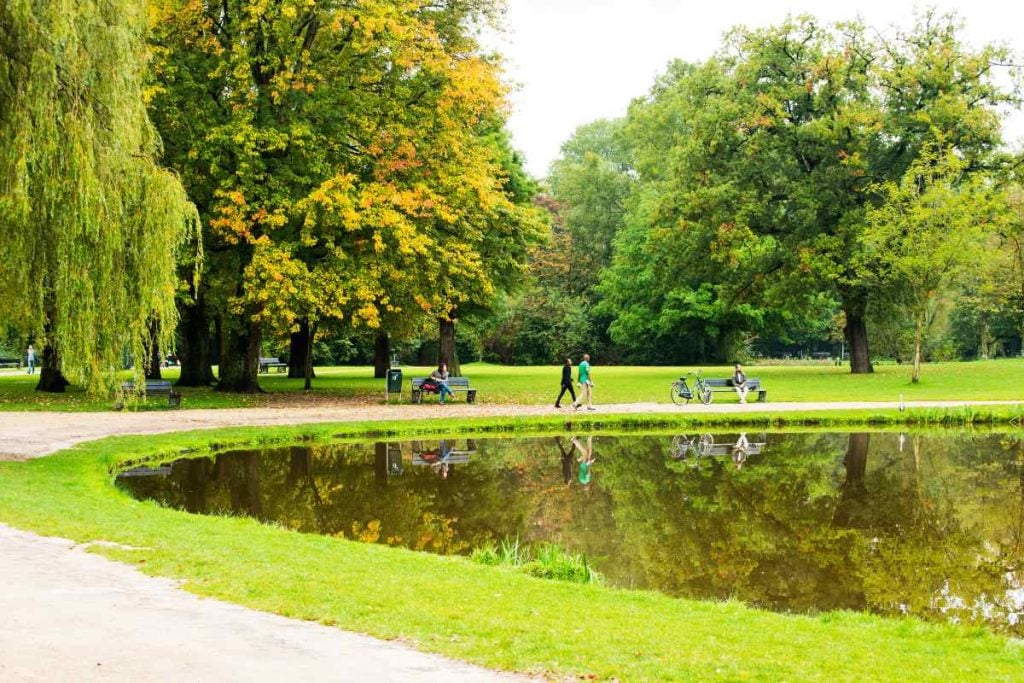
[1, 358, 1022, 411]
[1, 419, 1021, 681]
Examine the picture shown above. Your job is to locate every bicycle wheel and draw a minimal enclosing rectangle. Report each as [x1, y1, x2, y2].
[697, 433, 714, 457]
[698, 383, 713, 405]
[670, 381, 690, 405]
[670, 434, 691, 458]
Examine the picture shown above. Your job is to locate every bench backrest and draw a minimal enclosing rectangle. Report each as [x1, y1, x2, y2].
[259, 357, 284, 364]
[412, 376, 471, 388]
[121, 379, 173, 393]
[704, 377, 761, 388]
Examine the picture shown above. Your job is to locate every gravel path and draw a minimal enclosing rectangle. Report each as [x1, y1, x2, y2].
[0, 524, 525, 682]
[1, 398, 1020, 461]
[0, 398, 1019, 681]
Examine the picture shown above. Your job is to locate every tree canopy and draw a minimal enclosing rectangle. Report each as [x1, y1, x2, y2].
[555, 12, 1022, 369]
[147, 0, 543, 389]
[0, 0, 198, 392]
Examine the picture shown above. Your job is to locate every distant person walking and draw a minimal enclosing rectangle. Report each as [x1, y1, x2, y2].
[732, 363, 748, 404]
[25, 344, 37, 374]
[554, 357, 576, 408]
[572, 353, 595, 411]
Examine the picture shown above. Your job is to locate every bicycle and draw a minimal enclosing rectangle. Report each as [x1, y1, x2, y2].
[670, 370, 712, 405]
[669, 432, 714, 459]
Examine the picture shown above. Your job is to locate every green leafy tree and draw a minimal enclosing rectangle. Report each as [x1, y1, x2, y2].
[599, 13, 1018, 370]
[0, 0, 198, 393]
[863, 149, 1001, 380]
[148, 0, 540, 390]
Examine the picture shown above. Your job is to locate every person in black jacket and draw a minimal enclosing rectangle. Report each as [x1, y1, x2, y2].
[555, 357, 577, 408]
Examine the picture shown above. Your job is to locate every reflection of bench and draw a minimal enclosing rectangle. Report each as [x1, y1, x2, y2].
[704, 378, 767, 402]
[118, 465, 174, 477]
[118, 379, 182, 408]
[413, 451, 472, 466]
[259, 357, 288, 373]
[410, 376, 477, 404]
[703, 442, 765, 458]
[412, 440, 477, 466]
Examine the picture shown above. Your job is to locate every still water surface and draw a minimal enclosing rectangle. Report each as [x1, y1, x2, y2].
[117, 432, 1024, 634]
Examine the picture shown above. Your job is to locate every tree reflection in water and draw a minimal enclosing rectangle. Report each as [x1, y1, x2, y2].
[117, 432, 1024, 634]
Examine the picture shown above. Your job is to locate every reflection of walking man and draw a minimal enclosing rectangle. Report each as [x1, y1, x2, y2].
[571, 436, 595, 486]
[26, 344, 37, 374]
[572, 354, 595, 411]
[555, 437, 574, 485]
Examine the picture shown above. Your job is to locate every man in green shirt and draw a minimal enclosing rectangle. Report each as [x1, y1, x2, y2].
[572, 353, 596, 411]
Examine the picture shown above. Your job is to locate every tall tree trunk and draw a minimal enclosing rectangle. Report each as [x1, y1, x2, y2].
[833, 433, 870, 530]
[145, 319, 162, 381]
[842, 291, 874, 374]
[288, 318, 315, 380]
[844, 433, 869, 485]
[374, 441, 388, 488]
[35, 339, 69, 393]
[373, 330, 389, 379]
[177, 296, 216, 386]
[912, 312, 923, 383]
[438, 316, 460, 376]
[216, 316, 262, 393]
[303, 321, 317, 391]
[978, 317, 987, 360]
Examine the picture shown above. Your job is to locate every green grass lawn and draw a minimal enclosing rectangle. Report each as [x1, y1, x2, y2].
[1, 421, 1022, 681]
[1, 358, 1022, 411]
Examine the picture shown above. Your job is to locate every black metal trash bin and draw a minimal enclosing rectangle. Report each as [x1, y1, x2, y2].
[386, 368, 403, 398]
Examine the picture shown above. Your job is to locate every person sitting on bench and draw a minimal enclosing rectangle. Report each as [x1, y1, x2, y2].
[430, 362, 455, 404]
[732, 363, 749, 404]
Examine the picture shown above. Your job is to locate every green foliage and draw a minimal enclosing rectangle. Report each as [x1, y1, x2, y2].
[471, 537, 603, 584]
[584, 12, 1021, 369]
[0, 0, 199, 392]
[148, 0, 544, 389]
[863, 149, 1004, 379]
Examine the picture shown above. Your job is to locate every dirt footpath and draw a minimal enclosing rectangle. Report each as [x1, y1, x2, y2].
[1, 399, 1020, 461]
[0, 524, 526, 682]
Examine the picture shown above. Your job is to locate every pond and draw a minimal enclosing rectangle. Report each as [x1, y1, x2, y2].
[116, 431, 1024, 634]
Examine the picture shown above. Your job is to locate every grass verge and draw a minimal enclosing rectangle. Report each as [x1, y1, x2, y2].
[1, 358, 1023, 411]
[1, 417, 1022, 681]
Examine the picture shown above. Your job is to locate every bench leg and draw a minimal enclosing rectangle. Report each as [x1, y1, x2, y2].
[758, 390, 767, 402]
[169, 392, 182, 408]
[467, 389, 477, 404]
[412, 390, 422, 404]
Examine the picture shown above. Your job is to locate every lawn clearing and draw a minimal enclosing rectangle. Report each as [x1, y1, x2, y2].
[0, 358, 1022, 412]
[0, 420, 1021, 682]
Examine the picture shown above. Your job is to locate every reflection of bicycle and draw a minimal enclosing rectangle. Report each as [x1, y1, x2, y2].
[670, 371, 712, 405]
[670, 433, 714, 459]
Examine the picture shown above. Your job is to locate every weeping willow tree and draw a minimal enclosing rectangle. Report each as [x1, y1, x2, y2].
[0, 0, 198, 393]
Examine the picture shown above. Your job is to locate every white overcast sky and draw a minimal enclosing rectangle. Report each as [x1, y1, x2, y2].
[484, 1, 1024, 177]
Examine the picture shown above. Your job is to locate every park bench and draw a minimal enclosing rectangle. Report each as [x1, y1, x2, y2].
[0, 357, 20, 368]
[117, 379, 182, 408]
[704, 377, 767, 402]
[259, 357, 288, 373]
[410, 376, 477, 404]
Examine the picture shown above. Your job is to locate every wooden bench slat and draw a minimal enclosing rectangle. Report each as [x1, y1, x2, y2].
[118, 379, 181, 408]
[701, 377, 767, 402]
[258, 357, 288, 373]
[410, 376, 477, 404]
